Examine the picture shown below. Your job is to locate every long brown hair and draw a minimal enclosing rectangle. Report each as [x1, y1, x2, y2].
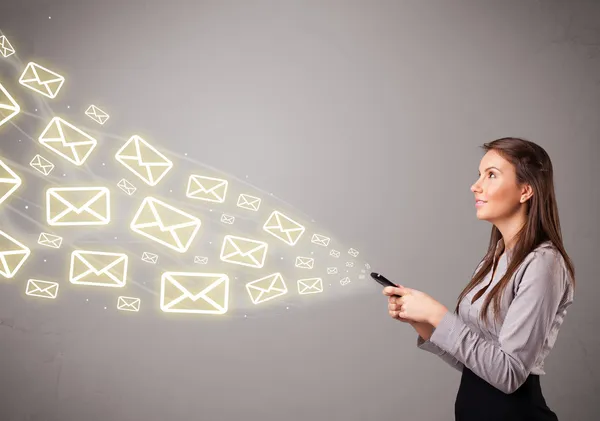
[454, 137, 576, 327]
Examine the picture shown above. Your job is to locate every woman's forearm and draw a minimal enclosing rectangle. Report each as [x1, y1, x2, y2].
[412, 321, 434, 341]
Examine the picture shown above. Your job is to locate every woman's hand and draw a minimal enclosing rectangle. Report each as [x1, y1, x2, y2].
[385, 290, 415, 324]
[383, 285, 448, 326]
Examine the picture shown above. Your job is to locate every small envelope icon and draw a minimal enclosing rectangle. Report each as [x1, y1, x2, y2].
[194, 256, 208, 265]
[39, 117, 98, 166]
[0, 36, 15, 58]
[330, 249, 340, 258]
[19, 62, 65, 99]
[298, 278, 323, 295]
[246, 273, 288, 305]
[186, 175, 228, 203]
[30, 154, 54, 176]
[0, 82, 20, 128]
[295, 256, 314, 269]
[117, 296, 141, 312]
[117, 178, 136, 196]
[141, 252, 158, 264]
[311, 234, 330, 247]
[130, 197, 201, 253]
[0, 158, 22, 205]
[220, 235, 268, 268]
[46, 187, 110, 226]
[85, 105, 109, 125]
[0, 230, 30, 278]
[327, 267, 338, 275]
[365, 263, 371, 270]
[220, 214, 235, 225]
[348, 248, 359, 257]
[26, 279, 59, 299]
[115, 135, 173, 186]
[237, 194, 261, 211]
[69, 250, 128, 287]
[346, 262, 354, 268]
[38, 232, 62, 249]
[263, 211, 305, 246]
[161, 272, 229, 314]
[340, 277, 351, 286]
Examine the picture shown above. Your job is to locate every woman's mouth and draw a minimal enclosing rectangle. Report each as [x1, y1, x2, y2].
[475, 200, 487, 207]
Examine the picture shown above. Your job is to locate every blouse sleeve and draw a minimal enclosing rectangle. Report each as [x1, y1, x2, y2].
[416, 334, 464, 372]
[427, 249, 569, 394]
[415, 258, 486, 373]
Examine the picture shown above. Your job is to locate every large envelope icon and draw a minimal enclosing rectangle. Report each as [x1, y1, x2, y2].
[85, 105, 109, 125]
[19, 62, 65, 99]
[0, 82, 20, 128]
[69, 250, 128, 287]
[26, 279, 59, 299]
[295, 256, 314, 269]
[46, 187, 110, 226]
[115, 135, 173, 186]
[38, 232, 63, 249]
[186, 175, 228, 203]
[117, 296, 141, 312]
[237, 194, 261, 211]
[298, 278, 323, 295]
[0, 230, 31, 278]
[263, 211, 305, 246]
[30, 154, 54, 176]
[246, 273, 288, 304]
[0, 158, 22, 206]
[311, 234, 330, 247]
[161, 272, 229, 314]
[39, 117, 98, 166]
[348, 248, 359, 257]
[0, 36, 15, 58]
[130, 197, 201, 253]
[220, 235, 268, 268]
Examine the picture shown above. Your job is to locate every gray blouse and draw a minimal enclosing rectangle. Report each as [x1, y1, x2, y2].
[417, 239, 574, 394]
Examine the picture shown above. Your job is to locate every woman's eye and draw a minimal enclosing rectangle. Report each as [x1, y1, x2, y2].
[488, 172, 495, 178]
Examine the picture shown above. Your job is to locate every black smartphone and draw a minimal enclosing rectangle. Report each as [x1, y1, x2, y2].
[370, 272, 398, 289]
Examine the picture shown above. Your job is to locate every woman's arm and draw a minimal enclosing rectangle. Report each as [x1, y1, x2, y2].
[413, 321, 464, 372]
[426, 249, 571, 394]
[413, 321, 434, 340]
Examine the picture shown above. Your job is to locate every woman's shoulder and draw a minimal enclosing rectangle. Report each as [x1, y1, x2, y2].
[517, 241, 571, 291]
[528, 241, 565, 267]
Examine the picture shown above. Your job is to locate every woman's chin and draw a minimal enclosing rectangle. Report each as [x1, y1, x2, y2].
[475, 210, 488, 221]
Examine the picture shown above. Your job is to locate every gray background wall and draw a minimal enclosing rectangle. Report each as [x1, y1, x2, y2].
[0, 0, 599, 420]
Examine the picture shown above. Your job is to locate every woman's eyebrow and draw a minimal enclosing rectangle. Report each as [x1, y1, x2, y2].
[478, 166, 502, 173]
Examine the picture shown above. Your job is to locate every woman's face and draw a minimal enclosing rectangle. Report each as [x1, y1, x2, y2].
[470, 150, 525, 222]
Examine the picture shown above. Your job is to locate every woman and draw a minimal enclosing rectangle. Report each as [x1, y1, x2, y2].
[383, 137, 575, 420]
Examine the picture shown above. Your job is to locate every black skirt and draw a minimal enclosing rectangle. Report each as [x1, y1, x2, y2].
[455, 366, 559, 421]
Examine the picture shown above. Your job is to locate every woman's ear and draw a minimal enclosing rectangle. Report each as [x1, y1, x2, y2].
[519, 184, 533, 203]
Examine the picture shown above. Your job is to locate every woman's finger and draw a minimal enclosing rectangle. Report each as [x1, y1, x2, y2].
[382, 286, 403, 296]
